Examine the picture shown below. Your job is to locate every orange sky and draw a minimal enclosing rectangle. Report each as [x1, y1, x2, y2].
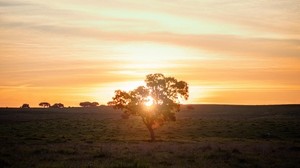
[1, 0, 300, 107]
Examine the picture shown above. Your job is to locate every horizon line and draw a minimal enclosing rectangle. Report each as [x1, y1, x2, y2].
[1, 103, 300, 108]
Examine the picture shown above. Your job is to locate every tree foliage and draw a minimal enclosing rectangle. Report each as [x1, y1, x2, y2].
[21, 104, 30, 108]
[108, 73, 189, 141]
[79, 101, 99, 107]
[51, 103, 64, 108]
[39, 102, 50, 108]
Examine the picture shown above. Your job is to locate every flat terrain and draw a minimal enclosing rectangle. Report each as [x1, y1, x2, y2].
[0, 105, 299, 167]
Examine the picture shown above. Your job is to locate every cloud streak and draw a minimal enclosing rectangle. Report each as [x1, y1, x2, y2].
[1, 0, 299, 106]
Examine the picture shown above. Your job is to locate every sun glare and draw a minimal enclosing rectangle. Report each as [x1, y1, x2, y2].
[145, 96, 154, 107]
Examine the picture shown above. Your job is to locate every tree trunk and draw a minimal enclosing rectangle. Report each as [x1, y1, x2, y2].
[146, 124, 155, 141]
[142, 117, 155, 141]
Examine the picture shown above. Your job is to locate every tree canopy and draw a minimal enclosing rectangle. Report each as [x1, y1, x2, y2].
[51, 103, 64, 108]
[108, 73, 189, 141]
[79, 101, 99, 107]
[39, 102, 50, 108]
[21, 103, 30, 108]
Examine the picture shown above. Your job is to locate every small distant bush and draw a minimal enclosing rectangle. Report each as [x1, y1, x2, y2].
[51, 103, 64, 108]
[39, 102, 50, 108]
[21, 104, 30, 108]
[79, 101, 99, 107]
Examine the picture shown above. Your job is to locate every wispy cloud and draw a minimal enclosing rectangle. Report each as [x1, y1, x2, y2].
[0, 0, 31, 6]
[1, 0, 299, 106]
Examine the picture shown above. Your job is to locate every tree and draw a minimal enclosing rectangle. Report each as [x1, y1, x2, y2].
[39, 102, 50, 108]
[21, 104, 30, 108]
[108, 73, 189, 141]
[80, 101, 90, 107]
[91, 102, 99, 107]
[79, 101, 99, 107]
[51, 103, 64, 108]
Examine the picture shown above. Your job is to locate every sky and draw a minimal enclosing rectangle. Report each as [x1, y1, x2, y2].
[0, 0, 300, 107]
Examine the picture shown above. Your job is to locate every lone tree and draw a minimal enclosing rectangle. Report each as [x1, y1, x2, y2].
[108, 73, 189, 141]
[39, 102, 50, 108]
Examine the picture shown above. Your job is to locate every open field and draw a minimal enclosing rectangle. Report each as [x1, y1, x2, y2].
[0, 105, 299, 167]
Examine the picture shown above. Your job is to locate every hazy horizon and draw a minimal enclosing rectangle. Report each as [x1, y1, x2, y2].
[3, 103, 300, 108]
[1, 0, 300, 107]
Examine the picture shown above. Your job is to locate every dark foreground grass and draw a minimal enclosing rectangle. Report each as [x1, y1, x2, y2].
[0, 105, 299, 167]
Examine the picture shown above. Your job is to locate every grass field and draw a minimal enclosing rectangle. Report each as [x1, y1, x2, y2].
[0, 105, 299, 167]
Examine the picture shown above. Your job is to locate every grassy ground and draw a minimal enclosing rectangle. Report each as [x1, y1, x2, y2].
[0, 105, 299, 167]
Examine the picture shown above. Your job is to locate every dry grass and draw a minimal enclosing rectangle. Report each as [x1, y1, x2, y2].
[0, 105, 299, 167]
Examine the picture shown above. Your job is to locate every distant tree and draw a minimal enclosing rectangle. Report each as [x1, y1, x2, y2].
[91, 102, 99, 107]
[108, 73, 189, 141]
[80, 101, 90, 107]
[39, 102, 50, 108]
[80, 101, 99, 107]
[51, 103, 64, 108]
[21, 104, 30, 108]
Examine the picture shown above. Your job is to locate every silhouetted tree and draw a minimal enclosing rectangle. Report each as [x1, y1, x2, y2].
[21, 104, 30, 108]
[39, 102, 50, 108]
[91, 102, 99, 107]
[79, 101, 99, 107]
[80, 101, 90, 107]
[51, 103, 64, 108]
[108, 73, 189, 141]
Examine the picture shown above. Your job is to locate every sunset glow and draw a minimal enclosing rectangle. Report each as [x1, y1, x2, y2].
[1, 0, 300, 107]
[145, 96, 154, 107]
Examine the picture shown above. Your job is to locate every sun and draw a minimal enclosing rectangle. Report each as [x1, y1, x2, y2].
[145, 96, 154, 107]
